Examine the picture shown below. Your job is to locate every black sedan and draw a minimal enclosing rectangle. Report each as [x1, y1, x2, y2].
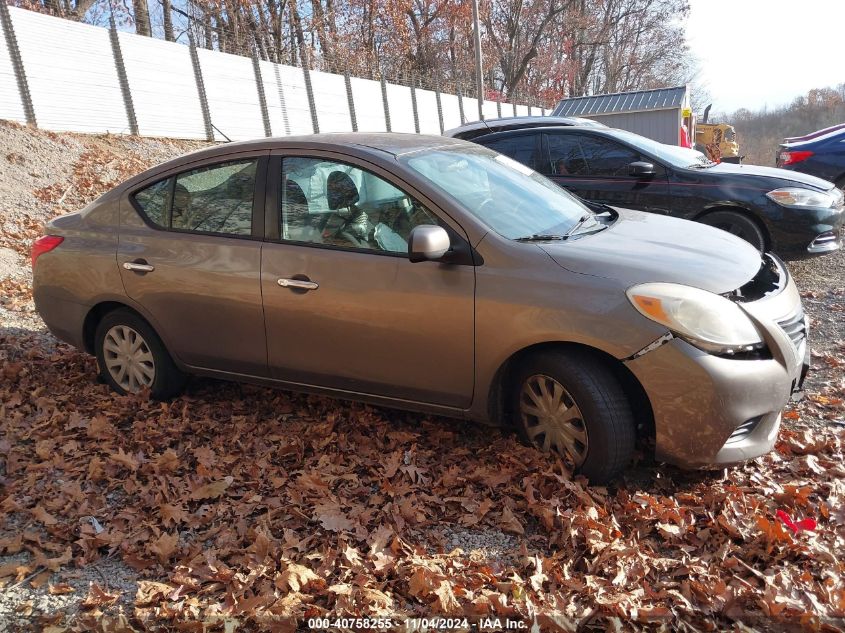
[471, 125, 844, 257]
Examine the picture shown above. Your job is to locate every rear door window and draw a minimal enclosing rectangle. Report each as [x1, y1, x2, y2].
[172, 161, 257, 235]
[545, 133, 588, 176]
[131, 159, 259, 236]
[481, 134, 541, 171]
[132, 178, 172, 228]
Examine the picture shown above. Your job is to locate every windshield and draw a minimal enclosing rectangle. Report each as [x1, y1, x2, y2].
[605, 129, 714, 168]
[404, 145, 590, 239]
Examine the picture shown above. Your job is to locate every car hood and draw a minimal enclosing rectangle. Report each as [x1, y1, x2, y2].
[540, 209, 762, 294]
[707, 162, 834, 190]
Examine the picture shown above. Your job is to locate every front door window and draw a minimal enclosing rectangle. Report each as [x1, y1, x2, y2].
[281, 157, 439, 254]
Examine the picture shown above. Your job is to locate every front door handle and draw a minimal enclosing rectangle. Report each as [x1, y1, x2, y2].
[123, 260, 155, 273]
[277, 277, 318, 291]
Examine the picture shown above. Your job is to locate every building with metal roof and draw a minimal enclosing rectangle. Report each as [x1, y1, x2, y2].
[551, 86, 690, 145]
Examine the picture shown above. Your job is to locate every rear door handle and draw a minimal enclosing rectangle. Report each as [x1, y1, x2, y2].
[277, 277, 318, 291]
[123, 261, 155, 273]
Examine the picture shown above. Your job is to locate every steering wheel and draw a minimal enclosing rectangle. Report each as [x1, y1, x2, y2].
[315, 211, 357, 240]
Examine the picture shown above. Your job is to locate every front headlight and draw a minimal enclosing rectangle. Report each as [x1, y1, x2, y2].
[765, 187, 836, 208]
[626, 283, 764, 355]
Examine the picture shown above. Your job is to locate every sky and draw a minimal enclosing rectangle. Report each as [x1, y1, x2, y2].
[686, 0, 845, 114]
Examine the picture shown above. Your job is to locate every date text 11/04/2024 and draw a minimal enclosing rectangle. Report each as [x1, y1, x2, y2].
[306, 617, 530, 630]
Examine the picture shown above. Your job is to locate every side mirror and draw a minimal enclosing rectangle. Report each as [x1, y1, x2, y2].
[409, 225, 450, 263]
[628, 161, 656, 178]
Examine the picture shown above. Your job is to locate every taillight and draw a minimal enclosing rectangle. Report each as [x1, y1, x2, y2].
[31, 235, 64, 269]
[778, 150, 814, 166]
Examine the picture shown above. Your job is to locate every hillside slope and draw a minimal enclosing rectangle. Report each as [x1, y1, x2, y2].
[0, 121, 208, 260]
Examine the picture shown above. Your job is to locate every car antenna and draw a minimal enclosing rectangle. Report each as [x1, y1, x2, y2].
[212, 123, 232, 142]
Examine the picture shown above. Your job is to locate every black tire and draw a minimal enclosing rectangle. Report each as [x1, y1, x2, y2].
[699, 210, 766, 253]
[835, 177, 845, 192]
[94, 308, 185, 399]
[510, 350, 635, 483]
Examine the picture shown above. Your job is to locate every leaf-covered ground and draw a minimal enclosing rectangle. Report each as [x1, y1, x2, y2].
[1, 311, 844, 632]
[1, 123, 844, 631]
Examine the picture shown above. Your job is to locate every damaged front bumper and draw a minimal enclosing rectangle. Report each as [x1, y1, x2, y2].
[623, 270, 808, 468]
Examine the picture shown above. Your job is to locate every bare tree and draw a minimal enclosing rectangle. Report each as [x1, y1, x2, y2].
[724, 83, 845, 166]
[162, 0, 174, 41]
[19, 0, 700, 109]
[132, 0, 151, 35]
[483, 0, 573, 98]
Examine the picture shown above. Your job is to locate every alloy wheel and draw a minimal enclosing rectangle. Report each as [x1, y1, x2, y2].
[102, 325, 156, 393]
[519, 374, 589, 466]
[704, 212, 766, 252]
[715, 219, 752, 241]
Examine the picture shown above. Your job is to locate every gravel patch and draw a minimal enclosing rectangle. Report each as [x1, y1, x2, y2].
[0, 120, 208, 257]
[0, 552, 138, 631]
[785, 248, 845, 399]
[789, 247, 845, 296]
[440, 527, 520, 564]
[0, 123, 83, 237]
[0, 247, 26, 280]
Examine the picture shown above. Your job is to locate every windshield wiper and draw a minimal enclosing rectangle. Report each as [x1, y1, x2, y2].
[564, 213, 594, 237]
[515, 212, 602, 242]
[514, 234, 567, 242]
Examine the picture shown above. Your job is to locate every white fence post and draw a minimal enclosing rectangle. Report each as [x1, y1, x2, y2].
[301, 63, 319, 134]
[410, 76, 420, 134]
[109, 15, 138, 135]
[188, 32, 214, 141]
[0, 3, 35, 126]
[435, 80, 444, 134]
[344, 72, 357, 132]
[380, 76, 391, 132]
[251, 51, 272, 137]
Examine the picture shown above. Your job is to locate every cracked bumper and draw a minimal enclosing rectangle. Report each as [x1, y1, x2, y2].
[623, 274, 807, 468]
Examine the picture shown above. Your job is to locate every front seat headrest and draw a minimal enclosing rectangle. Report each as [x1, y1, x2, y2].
[285, 179, 307, 207]
[172, 183, 191, 215]
[327, 171, 359, 210]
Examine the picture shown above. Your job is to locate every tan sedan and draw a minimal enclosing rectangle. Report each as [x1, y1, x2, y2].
[31, 134, 808, 481]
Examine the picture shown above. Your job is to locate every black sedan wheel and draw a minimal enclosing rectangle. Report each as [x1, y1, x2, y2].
[700, 210, 766, 253]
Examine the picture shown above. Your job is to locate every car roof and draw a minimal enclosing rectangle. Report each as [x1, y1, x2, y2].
[475, 125, 619, 142]
[444, 116, 604, 138]
[188, 132, 468, 159]
[783, 126, 845, 148]
[114, 133, 473, 194]
[784, 122, 845, 144]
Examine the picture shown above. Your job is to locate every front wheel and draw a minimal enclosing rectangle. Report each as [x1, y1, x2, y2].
[511, 351, 635, 483]
[94, 308, 185, 399]
[699, 210, 766, 253]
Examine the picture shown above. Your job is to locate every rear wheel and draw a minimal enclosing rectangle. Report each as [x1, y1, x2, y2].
[94, 309, 185, 399]
[699, 210, 766, 253]
[511, 351, 635, 483]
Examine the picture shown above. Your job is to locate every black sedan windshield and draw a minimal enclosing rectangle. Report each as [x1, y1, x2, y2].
[404, 146, 590, 239]
[607, 130, 714, 168]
